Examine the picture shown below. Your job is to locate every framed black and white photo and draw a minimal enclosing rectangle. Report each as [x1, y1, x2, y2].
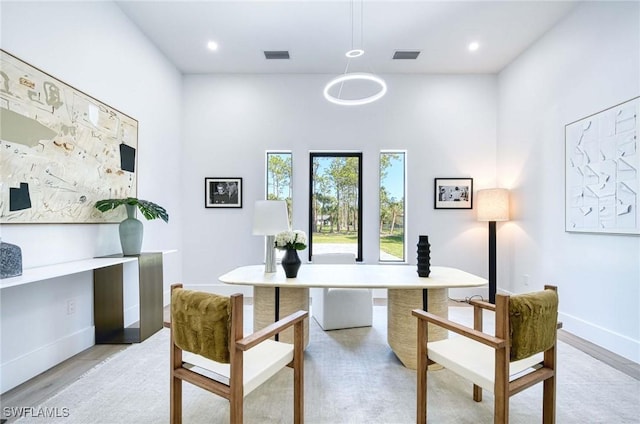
[434, 178, 473, 209]
[205, 177, 243, 208]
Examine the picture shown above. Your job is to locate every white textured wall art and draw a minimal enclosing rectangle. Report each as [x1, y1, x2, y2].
[565, 97, 639, 234]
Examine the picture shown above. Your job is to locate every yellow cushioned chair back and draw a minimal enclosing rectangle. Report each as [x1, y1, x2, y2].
[509, 289, 558, 361]
[171, 288, 231, 363]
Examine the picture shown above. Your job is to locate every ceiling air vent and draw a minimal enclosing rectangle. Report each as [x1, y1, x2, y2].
[264, 51, 290, 60]
[393, 51, 420, 60]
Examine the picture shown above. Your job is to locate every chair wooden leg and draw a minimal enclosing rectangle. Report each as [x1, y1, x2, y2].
[494, 296, 509, 424]
[293, 320, 304, 424]
[472, 304, 484, 402]
[229, 295, 244, 424]
[229, 362, 243, 424]
[416, 318, 428, 424]
[170, 375, 182, 424]
[229, 393, 242, 424]
[542, 376, 556, 424]
[494, 382, 508, 424]
[169, 301, 183, 424]
[494, 350, 509, 424]
[543, 343, 557, 424]
[473, 384, 482, 402]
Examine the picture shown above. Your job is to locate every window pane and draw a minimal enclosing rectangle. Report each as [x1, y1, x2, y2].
[379, 152, 405, 262]
[309, 153, 362, 261]
[267, 152, 292, 262]
[266, 152, 292, 226]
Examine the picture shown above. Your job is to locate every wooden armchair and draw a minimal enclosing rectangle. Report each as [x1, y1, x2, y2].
[413, 285, 560, 424]
[168, 283, 308, 423]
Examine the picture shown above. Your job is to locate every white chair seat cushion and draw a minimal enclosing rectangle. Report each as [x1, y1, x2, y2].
[427, 336, 543, 392]
[182, 339, 294, 396]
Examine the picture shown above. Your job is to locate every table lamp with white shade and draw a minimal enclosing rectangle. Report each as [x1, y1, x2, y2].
[476, 188, 510, 303]
[252, 200, 290, 273]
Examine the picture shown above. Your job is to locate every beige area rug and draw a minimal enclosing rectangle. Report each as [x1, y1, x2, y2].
[16, 306, 640, 423]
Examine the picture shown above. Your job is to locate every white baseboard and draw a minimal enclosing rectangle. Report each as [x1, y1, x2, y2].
[559, 311, 640, 364]
[124, 304, 140, 328]
[0, 326, 94, 394]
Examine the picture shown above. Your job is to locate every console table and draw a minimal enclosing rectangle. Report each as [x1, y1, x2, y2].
[219, 264, 487, 369]
[94, 252, 164, 344]
[0, 251, 174, 393]
[0, 256, 136, 290]
[0, 252, 169, 344]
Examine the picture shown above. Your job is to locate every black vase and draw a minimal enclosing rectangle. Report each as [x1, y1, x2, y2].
[281, 248, 301, 278]
[417, 235, 431, 277]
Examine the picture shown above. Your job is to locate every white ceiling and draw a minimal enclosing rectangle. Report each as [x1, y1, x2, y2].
[116, 0, 579, 75]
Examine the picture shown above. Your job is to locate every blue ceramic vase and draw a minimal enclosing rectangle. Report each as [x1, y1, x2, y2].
[119, 204, 143, 256]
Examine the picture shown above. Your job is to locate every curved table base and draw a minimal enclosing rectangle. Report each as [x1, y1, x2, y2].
[253, 286, 447, 369]
[388, 288, 448, 369]
[254, 286, 310, 347]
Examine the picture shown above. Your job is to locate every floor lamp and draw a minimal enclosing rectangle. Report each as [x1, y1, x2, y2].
[476, 188, 509, 304]
[252, 200, 290, 273]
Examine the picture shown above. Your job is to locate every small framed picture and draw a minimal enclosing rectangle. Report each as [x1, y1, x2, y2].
[205, 177, 243, 208]
[434, 178, 473, 209]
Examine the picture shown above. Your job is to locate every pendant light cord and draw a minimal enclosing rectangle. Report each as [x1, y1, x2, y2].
[351, 0, 354, 52]
[324, 0, 386, 106]
[360, 0, 364, 52]
[338, 60, 352, 99]
[341, 0, 357, 99]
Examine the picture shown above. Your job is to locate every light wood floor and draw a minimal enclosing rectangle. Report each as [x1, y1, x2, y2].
[1, 301, 638, 424]
[0, 344, 128, 424]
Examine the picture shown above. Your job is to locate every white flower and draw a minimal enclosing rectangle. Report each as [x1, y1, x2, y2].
[275, 230, 307, 250]
[292, 230, 307, 246]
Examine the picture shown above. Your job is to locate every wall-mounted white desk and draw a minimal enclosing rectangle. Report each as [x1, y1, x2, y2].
[219, 264, 487, 369]
[0, 251, 176, 393]
[1, 252, 171, 344]
[0, 257, 137, 290]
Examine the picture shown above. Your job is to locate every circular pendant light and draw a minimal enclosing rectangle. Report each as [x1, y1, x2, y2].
[324, 0, 386, 106]
[345, 49, 365, 58]
[323, 72, 387, 106]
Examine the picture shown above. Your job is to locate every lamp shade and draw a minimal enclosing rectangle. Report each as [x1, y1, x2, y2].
[252, 200, 289, 235]
[476, 188, 510, 222]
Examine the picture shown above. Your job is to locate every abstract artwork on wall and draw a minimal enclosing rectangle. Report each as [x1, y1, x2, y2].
[565, 96, 639, 235]
[0, 50, 138, 224]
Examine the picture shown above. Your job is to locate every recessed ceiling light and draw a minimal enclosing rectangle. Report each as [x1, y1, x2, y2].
[468, 41, 480, 52]
[207, 41, 218, 51]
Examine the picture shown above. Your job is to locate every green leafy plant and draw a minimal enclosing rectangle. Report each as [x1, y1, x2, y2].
[94, 197, 169, 223]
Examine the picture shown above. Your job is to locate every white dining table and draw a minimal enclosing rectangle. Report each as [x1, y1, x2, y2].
[219, 264, 487, 369]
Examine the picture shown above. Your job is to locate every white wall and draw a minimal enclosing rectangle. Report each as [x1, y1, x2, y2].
[0, 1, 183, 392]
[497, 1, 640, 362]
[181, 73, 498, 299]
